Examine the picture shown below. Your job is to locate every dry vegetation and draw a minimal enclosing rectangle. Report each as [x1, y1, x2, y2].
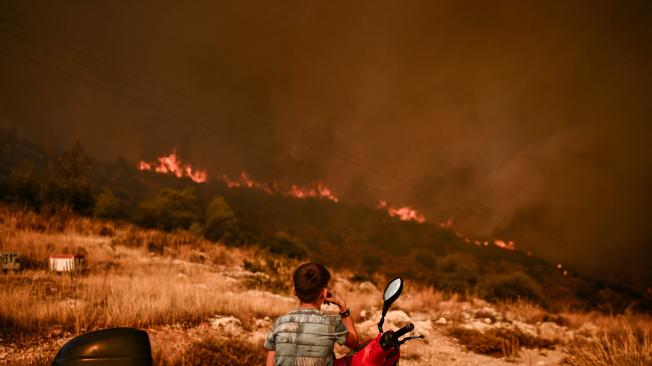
[447, 326, 555, 358]
[1, 205, 652, 365]
[562, 327, 652, 366]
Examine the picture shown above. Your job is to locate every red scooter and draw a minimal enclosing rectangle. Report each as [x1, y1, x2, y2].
[335, 277, 424, 366]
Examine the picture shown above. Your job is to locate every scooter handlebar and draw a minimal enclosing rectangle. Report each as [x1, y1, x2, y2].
[392, 323, 414, 341]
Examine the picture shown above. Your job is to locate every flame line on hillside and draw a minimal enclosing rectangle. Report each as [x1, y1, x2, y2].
[220, 172, 339, 202]
[138, 150, 207, 183]
[137, 150, 339, 202]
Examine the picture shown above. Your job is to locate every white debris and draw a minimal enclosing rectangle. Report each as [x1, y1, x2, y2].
[209, 315, 244, 336]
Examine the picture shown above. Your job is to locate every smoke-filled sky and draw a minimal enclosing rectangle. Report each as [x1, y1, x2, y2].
[1, 1, 651, 286]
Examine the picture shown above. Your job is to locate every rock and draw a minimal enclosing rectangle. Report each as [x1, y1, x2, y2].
[564, 330, 576, 341]
[504, 311, 517, 322]
[513, 320, 538, 337]
[435, 317, 447, 325]
[578, 322, 600, 337]
[385, 310, 411, 326]
[254, 317, 272, 329]
[412, 319, 433, 337]
[483, 318, 492, 324]
[463, 321, 491, 332]
[209, 315, 244, 336]
[538, 322, 564, 340]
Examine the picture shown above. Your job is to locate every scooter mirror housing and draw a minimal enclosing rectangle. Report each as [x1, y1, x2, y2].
[378, 277, 403, 333]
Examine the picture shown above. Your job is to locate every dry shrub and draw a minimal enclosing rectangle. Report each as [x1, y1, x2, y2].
[182, 336, 266, 366]
[562, 327, 652, 366]
[448, 326, 555, 357]
[242, 256, 295, 295]
[400, 285, 444, 313]
[496, 299, 546, 323]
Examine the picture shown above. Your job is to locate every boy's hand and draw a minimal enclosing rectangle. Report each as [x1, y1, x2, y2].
[325, 290, 347, 311]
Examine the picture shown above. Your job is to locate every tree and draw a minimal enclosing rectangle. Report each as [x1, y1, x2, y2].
[93, 187, 121, 219]
[136, 187, 200, 231]
[7, 160, 42, 207]
[41, 142, 94, 214]
[203, 196, 239, 244]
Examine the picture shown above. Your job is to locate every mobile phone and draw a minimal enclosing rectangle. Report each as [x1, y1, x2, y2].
[325, 290, 332, 305]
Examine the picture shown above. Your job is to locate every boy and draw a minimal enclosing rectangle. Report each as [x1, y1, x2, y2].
[265, 263, 359, 366]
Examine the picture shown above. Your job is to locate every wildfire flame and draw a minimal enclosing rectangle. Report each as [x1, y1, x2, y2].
[139, 150, 527, 254]
[138, 150, 208, 183]
[493, 239, 516, 251]
[220, 172, 339, 202]
[138, 150, 339, 201]
[377, 200, 426, 223]
[220, 172, 275, 195]
[439, 218, 516, 251]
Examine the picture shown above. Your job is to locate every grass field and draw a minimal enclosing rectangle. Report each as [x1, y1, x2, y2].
[1, 205, 651, 365]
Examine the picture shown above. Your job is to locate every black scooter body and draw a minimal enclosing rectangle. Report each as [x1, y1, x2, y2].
[52, 327, 152, 366]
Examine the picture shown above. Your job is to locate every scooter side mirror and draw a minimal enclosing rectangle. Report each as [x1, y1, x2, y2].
[378, 277, 403, 333]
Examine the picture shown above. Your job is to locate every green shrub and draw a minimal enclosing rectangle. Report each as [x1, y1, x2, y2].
[93, 187, 121, 219]
[136, 187, 200, 231]
[432, 253, 479, 293]
[203, 196, 240, 244]
[481, 271, 542, 303]
[267, 231, 307, 259]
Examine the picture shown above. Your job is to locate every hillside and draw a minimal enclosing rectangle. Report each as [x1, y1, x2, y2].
[1, 205, 651, 365]
[1, 128, 650, 313]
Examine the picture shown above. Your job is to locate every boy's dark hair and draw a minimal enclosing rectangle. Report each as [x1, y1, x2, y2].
[293, 263, 331, 303]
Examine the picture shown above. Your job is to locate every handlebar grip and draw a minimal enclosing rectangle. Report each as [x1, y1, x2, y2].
[392, 323, 414, 340]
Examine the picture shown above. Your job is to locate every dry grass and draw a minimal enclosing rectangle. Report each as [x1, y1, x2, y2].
[0, 257, 291, 339]
[447, 326, 556, 358]
[563, 311, 652, 334]
[0, 206, 292, 344]
[154, 335, 266, 366]
[400, 285, 445, 313]
[3, 205, 652, 365]
[562, 327, 652, 366]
